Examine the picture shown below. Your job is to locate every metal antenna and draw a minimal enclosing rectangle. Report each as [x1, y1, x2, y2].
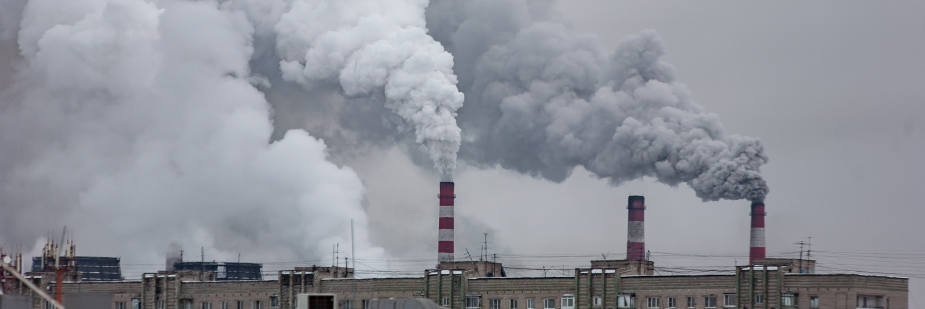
[806, 237, 812, 259]
[483, 233, 488, 261]
[55, 227, 67, 268]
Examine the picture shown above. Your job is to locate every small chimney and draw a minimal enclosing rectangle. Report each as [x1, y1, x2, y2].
[438, 182, 455, 263]
[749, 201, 766, 264]
[626, 195, 645, 261]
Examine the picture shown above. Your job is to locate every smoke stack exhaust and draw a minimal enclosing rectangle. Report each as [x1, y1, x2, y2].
[749, 201, 766, 264]
[438, 182, 455, 263]
[626, 195, 645, 261]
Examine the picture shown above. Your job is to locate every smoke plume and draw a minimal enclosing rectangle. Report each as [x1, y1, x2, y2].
[425, 0, 769, 201]
[0, 0, 384, 272]
[273, 0, 464, 179]
[0, 0, 770, 276]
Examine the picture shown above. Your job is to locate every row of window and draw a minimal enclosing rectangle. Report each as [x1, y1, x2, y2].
[113, 297, 278, 309]
[454, 294, 829, 309]
[465, 296, 562, 309]
[341, 299, 372, 309]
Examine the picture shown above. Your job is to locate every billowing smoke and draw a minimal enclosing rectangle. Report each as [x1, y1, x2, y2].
[273, 0, 464, 179]
[425, 0, 769, 202]
[0, 0, 384, 272]
[0, 0, 770, 276]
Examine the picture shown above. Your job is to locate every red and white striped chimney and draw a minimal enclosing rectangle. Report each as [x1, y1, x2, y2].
[626, 195, 645, 261]
[438, 182, 455, 263]
[749, 201, 766, 264]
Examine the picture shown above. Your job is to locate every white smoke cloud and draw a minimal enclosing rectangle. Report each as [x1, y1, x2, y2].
[1, 0, 771, 276]
[0, 0, 383, 273]
[274, 0, 464, 179]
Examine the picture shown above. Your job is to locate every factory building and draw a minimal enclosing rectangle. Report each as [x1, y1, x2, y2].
[30, 256, 122, 282]
[6, 258, 907, 309]
[1, 193, 909, 309]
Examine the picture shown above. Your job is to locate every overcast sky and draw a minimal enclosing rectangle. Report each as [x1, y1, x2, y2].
[356, 0, 925, 300]
[1, 0, 923, 303]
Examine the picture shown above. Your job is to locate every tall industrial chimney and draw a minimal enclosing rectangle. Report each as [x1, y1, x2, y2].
[749, 201, 766, 264]
[626, 195, 645, 261]
[438, 182, 455, 263]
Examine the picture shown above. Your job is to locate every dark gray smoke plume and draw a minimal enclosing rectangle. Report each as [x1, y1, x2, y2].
[424, 0, 769, 202]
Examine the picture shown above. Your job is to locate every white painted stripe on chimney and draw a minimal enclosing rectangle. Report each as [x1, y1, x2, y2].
[438, 252, 453, 262]
[439, 206, 454, 217]
[439, 229, 454, 241]
[750, 228, 765, 247]
[627, 221, 645, 243]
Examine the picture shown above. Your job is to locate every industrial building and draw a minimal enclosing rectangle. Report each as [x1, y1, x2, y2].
[0, 189, 910, 309]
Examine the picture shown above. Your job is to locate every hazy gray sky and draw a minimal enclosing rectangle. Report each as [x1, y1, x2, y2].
[1, 0, 923, 302]
[357, 0, 925, 299]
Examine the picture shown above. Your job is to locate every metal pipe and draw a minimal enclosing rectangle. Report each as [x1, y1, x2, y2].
[1, 260, 64, 309]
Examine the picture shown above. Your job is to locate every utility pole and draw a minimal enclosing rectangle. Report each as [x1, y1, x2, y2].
[352, 220, 357, 309]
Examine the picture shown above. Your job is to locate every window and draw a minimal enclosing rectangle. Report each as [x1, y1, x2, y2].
[222, 302, 228, 309]
[181, 300, 192, 309]
[618, 295, 636, 309]
[342, 300, 353, 309]
[704, 297, 716, 308]
[543, 299, 555, 309]
[755, 295, 763, 304]
[561, 296, 574, 309]
[856, 295, 884, 309]
[466, 296, 481, 309]
[511, 299, 519, 309]
[158, 300, 165, 309]
[253, 301, 263, 309]
[363, 300, 371, 309]
[443, 298, 450, 307]
[781, 294, 796, 307]
[116, 302, 127, 309]
[527, 299, 535, 309]
[237, 301, 244, 309]
[647, 298, 659, 308]
[723, 294, 735, 307]
[809, 297, 818, 309]
[491, 300, 502, 309]
[133, 298, 143, 309]
[202, 302, 212, 309]
[271, 296, 278, 308]
[686, 297, 695, 308]
[667, 298, 676, 308]
[593, 297, 602, 307]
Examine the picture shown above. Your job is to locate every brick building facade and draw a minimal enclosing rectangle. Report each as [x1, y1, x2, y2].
[6, 259, 907, 309]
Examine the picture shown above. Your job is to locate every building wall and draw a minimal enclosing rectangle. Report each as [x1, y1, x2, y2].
[15, 268, 908, 309]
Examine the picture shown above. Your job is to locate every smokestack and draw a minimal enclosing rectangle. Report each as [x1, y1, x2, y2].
[749, 201, 766, 264]
[626, 195, 645, 261]
[438, 182, 455, 263]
